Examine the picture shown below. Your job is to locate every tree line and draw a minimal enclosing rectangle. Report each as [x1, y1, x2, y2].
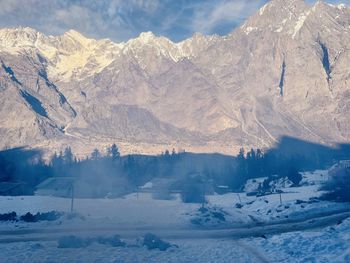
[0, 139, 348, 197]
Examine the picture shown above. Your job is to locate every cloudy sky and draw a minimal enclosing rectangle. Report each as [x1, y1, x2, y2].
[0, 0, 349, 42]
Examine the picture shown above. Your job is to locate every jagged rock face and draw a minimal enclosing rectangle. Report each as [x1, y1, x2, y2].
[192, 0, 350, 146]
[0, 50, 76, 148]
[0, 0, 350, 155]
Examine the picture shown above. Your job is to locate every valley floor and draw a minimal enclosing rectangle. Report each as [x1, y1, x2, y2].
[0, 170, 349, 262]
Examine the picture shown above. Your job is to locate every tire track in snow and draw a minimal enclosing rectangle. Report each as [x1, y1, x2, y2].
[1, 210, 349, 243]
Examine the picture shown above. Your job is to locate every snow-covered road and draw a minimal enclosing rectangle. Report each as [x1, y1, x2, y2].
[1, 171, 349, 262]
[1, 209, 349, 243]
[0, 210, 349, 263]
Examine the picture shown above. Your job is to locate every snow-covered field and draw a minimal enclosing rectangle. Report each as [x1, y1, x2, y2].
[0, 170, 349, 262]
[1, 239, 267, 263]
[247, 218, 350, 263]
[0, 193, 197, 229]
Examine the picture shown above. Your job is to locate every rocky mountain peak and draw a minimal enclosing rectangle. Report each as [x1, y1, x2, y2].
[0, 26, 38, 37]
[1, 1, 350, 155]
[137, 31, 157, 43]
[0, 27, 41, 49]
[259, 0, 307, 14]
[61, 29, 94, 48]
[240, 0, 310, 36]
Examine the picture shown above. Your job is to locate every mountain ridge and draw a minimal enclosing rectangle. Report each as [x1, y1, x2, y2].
[0, 0, 350, 156]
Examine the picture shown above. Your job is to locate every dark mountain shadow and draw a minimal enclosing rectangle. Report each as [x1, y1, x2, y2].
[0, 147, 52, 194]
[20, 90, 48, 118]
[267, 136, 350, 169]
[1, 63, 21, 85]
[1, 136, 350, 196]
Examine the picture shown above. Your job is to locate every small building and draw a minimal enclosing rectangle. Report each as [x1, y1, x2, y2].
[36, 176, 132, 198]
[215, 185, 231, 195]
[139, 178, 180, 193]
[35, 177, 74, 197]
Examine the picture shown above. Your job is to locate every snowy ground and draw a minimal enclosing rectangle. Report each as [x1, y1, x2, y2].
[0, 193, 197, 229]
[247, 217, 350, 263]
[0, 170, 349, 262]
[1, 239, 268, 263]
[0, 171, 343, 229]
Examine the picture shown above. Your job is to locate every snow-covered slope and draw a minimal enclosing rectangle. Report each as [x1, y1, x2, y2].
[1, 0, 350, 155]
[0, 27, 123, 81]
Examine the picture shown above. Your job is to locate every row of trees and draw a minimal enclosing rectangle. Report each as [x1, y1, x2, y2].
[51, 144, 121, 167]
[228, 148, 304, 190]
[48, 145, 307, 196]
[51, 145, 183, 165]
[0, 142, 341, 198]
[48, 145, 187, 194]
[0, 148, 52, 194]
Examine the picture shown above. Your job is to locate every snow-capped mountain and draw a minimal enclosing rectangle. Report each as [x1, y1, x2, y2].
[0, 0, 350, 155]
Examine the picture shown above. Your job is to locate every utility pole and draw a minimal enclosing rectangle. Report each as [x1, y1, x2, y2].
[70, 184, 74, 213]
[279, 192, 282, 205]
[237, 193, 242, 203]
[202, 181, 206, 207]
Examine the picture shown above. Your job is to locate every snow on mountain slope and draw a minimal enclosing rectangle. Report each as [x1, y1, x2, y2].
[0, 28, 213, 82]
[0, 27, 122, 81]
[0, 0, 350, 155]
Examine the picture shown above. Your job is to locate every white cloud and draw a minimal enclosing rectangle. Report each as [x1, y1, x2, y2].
[0, 0, 145, 41]
[0, 0, 348, 41]
[0, 0, 267, 40]
[107, 0, 160, 16]
[191, 0, 266, 34]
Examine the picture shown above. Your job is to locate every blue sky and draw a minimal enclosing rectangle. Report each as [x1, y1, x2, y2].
[0, 0, 349, 42]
